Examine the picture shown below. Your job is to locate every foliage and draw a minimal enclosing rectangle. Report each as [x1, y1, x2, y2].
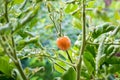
[0, 0, 120, 80]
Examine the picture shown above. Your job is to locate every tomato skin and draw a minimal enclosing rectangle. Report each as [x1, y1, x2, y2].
[56, 36, 71, 50]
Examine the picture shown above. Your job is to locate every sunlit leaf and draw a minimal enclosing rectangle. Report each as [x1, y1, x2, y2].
[72, 18, 82, 30]
[64, 4, 78, 14]
[14, 0, 24, 4]
[54, 61, 67, 73]
[61, 67, 76, 80]
[0, 57, 14, 76]
[83, 52, 95, 75]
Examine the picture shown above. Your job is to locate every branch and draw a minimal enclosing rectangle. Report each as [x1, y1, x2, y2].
[36, 41, 44, 50]
[66, 50, 73, 63]
[14, 59, 28, 80]
[19, 0, 28, 10]
[76, 0, 86, 80]
[11, 35, 17, 59]
[49, 14, 59, 35]
[4, 0, 9, 22]
[3, 0, 28, 79]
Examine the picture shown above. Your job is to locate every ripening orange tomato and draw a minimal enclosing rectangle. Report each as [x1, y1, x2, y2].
[56, 36, 71, 50]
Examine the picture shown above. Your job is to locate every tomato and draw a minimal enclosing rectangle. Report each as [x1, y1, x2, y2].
[56, 36, 71, 50]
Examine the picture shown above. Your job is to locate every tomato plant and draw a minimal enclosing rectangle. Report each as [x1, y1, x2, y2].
[0, 0, 120, 80]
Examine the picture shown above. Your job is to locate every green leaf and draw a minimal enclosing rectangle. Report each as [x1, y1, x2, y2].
[81, 70, 90, 80]
[86, 45, 96, 57]
[87, 0, 96, 8]
[58, 50, 67, 60]
[114, 11, 120, 20]
[29, 18, 38, 28]
[83, 52, 95, 75]
[96, 36, 105, 71]
[61, 67, 76, 80]
[72, 18, 82, 30]
[106, 57, 120, 64]
[54, 61, 67, 73]
[92, 23, 115, 39]
[109, 64, 120, 73]
[111, 26, 120, 36]
[14, 0, 24, 4]
[72, 10, 81, 19]
[106, 45, 114, 55]
[98, 54, 106, 67]
[0, 46, 4, 56]
[65, 4, 78, 14]
[0, 57, 14, 76]
[105, 25, 115, 32]
[30, 76, 39, 80]
[17, 36, 38, 50]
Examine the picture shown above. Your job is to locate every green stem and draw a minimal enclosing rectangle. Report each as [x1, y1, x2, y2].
[19, 0, 28, 10]
[66, 50, 73, 63]
[11, 35, 17, 59]
[4, 0, 9, 23]
[0, 36, 16, 62]
[49, 15, 59, 34]
[76, 0, 86, 80]
[11, 37, 28, 79]
[59, 22, 62, 36]
[66, 50, 76, 70]
[15, 59, 28, 80]
[3, 0, 28, 79]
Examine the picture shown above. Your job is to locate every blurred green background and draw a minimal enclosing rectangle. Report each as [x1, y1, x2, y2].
[0, 0, 120, 80]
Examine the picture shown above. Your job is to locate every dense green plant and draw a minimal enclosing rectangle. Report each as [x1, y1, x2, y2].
[0, 0, 120, 80]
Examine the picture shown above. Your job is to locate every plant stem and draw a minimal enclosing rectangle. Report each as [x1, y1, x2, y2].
[4, 0, 9, 23]
[19, 0, 28, 10]
[11, 36, 28, 80]
[15, 59, 28, 80]
[11, 35, 17, 59]
[66, 50, 73, 63]
[49, 15, 59, 34]
[4, 0, 28, 80]
[66, 50, 76, 70]
[76, 0, 86, 80]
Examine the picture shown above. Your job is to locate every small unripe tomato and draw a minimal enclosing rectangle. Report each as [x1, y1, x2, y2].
[56, 36, 71, 50]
